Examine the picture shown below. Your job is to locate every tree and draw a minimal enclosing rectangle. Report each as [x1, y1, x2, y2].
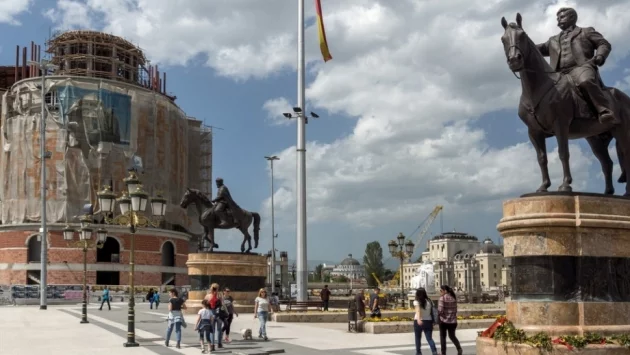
[314, 263, 324, 281]
[363, 241, 385, 287]
[383, 269, 395, 282]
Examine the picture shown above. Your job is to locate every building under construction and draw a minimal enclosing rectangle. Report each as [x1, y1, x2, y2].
[0, 31, 213, 287]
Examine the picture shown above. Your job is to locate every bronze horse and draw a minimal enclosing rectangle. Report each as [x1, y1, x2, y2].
[179, 188, 261, 253]
[501, 14, 630, 195]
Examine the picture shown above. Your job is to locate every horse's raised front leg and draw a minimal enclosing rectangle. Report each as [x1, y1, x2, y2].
[554, 125, 573, 192]
[586, 135, 614, 195]
[528, 128, 551, 192]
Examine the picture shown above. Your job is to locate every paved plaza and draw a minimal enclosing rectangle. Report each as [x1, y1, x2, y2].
[0, 303, 481, 354]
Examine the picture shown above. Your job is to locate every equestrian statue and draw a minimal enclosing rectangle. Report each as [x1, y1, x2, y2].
[179, 178, 261, 253]
[500, 8, 630, 196]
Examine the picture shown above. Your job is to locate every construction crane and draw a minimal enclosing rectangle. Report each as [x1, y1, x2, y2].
[371, 272, 383, 288]
[411, 206, 443, 258]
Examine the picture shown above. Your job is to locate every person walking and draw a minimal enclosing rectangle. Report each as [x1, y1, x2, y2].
[413, 288, 438, 355]
[147, 288, 155, 309]
[369, 287, 381, 318]
[152, 289, 161, 309]
[355, 289, 366, 319]
[222, 288, 238, 343]
[320, 285, 331, 311]
[195, 299, 214, 353]
[99, 286, 111, 311]
[254, 288, 273, 340]
[205, 283, 224, 350]
[438, 285, 462, 355]
[165, 288, 187, 349]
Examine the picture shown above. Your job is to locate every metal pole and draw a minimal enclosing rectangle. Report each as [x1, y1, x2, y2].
[81, 243, 88, 323]
[39, 64, 48, 310]
[296, 0, 308, 303]
[124, 213, 139, 347]
[400, 253, 405, 302]
[270, 159, 276, 294]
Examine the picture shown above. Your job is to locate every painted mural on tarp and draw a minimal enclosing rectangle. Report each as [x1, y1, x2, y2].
[57, 85, 132, 145]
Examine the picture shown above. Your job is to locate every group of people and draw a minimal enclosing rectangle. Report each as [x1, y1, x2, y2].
[163, 285, 238, 353]
[352, 285, 462, 355]
[412, 285, 462, 355]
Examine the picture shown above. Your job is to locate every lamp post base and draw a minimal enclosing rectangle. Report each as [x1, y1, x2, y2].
[123, 342, 139, 348]
[39, 305, 47, 310]
[80, 319, 89, 324]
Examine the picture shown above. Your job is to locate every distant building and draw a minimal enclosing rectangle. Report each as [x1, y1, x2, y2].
[330, 254, 366, 280]
[403, 232, 510, 294]
[476, 238, 505, 289]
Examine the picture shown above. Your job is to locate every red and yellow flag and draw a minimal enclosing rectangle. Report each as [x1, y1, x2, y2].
[315, 0, 332, 62]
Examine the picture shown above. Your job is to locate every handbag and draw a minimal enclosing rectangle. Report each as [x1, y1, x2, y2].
[430, 300, 439, 324]
[219, 304, 229, 319]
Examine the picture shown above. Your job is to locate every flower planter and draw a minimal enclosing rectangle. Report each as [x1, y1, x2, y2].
[476, 336, 630, 354]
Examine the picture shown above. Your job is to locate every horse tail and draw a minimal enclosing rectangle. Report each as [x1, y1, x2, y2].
[253, 212, 261, 243]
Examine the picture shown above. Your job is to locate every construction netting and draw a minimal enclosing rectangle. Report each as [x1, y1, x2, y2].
[0, 76, 210, 234]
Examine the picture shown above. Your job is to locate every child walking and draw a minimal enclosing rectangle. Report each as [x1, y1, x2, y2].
[195, 299, 214, 353]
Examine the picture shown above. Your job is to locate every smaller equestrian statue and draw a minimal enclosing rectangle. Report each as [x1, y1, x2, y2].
[180, 178, 261, 253]
[500, 9, 630, 196]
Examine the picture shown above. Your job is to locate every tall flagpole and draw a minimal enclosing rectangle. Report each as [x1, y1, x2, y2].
[296, 0, 308, 302]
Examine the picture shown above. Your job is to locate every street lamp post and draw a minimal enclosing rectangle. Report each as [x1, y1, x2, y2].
[28, 58, 58, 311]
[265, 155, 279, 294]
[63, 214, 107, 324]
[96, 171, 167, 348]
[388, 233, 415, 305]
[282, 108, 319, 302]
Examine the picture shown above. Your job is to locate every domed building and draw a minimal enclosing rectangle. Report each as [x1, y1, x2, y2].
[330, 254, 365, 280]
[476, 238, 506, 290]
[403, 231, 510, 296]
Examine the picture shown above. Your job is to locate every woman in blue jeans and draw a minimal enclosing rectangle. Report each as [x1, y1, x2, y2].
[165, 288, 187, 348]
[413, 288, 437, 355]
[254, 288, 273, 340]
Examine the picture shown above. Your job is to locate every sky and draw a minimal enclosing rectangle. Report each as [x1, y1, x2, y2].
[2, 0, 630, 268]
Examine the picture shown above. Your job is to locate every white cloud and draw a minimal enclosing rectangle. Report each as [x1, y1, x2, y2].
[0, 0, 31, 25]
[262, 97, 294, 126]
[615, 69, 630, 92]
[47, 0, 630, 230]
[44, 0, 91, 29]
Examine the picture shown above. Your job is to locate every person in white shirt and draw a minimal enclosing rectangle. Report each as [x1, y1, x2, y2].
[254, 288, 273, 340]
[413, 288, 438, 355]
[195, 299, 214, 353]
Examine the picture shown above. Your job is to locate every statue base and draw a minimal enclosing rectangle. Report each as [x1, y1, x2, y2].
[185, 252, 267, 314]
[499, 192, 630, 335]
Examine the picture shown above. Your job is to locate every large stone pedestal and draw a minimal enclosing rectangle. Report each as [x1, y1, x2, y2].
[498, 192, 630, 336]
[185, 252, 267, 314]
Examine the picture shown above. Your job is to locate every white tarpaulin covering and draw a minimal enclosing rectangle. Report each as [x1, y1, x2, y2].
[0, 77, 207, 234]
[410, 262, 436, 294]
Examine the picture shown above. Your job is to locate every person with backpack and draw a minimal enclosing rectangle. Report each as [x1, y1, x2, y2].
[413, 288, 437, 355]
[205, 283, 226, 350]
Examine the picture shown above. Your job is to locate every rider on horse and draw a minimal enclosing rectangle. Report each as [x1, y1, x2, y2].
[212, 177, 244, 227]
[536, 7, 619, 125]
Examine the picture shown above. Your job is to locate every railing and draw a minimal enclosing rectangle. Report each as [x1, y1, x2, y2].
[0, 284, 190, 305]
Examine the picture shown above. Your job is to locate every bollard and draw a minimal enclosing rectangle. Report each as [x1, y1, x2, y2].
[347, 300, 358, 333]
